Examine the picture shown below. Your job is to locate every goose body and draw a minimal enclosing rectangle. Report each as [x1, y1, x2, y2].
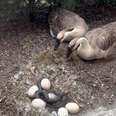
[69, 22, 116, 60]
[48, 8, 88, 42]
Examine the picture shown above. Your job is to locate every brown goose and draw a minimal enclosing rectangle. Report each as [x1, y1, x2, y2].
[68, 22, 116, 60]
[48, 8, 88, 50]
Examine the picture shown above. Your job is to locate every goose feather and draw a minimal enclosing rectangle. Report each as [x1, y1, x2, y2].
[69, 22, 116, 60]
[48, 8, 88, 41]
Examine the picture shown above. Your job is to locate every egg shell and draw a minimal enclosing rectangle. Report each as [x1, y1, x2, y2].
[41, 78, 51, 90]
[28, 85, 38, 98]
[58, 107, 68, 116]
[65, 102, 80, 114]
[31, 98, 46, 109]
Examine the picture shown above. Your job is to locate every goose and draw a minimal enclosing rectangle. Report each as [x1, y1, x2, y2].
[48, 8, 88, 50]
[68, 22, 116, 60]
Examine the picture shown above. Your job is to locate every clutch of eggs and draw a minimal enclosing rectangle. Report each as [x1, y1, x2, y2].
[27, 85, 38, 98]
[41, 78, 51, 90]
[58, 107, 68, 116]
[32, 98, 46, 109]
[65, 102, 80, 114]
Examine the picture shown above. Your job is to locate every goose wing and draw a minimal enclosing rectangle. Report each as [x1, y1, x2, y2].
[96, 30, 116, 50]
[86, 28, 116, 50]
[48, 8, 88, 36]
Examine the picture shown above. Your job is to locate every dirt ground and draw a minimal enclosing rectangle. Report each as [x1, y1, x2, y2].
[0, 15, 116, 116]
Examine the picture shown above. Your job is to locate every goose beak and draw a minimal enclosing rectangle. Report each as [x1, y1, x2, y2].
[54, 39, 60, 50]
[66, 47, 73, 58]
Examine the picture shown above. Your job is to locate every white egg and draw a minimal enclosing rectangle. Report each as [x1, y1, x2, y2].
[41, 78, 51, 90]
[48, 93, 58, 100]
[27, 85, 38, 98]
[31, 98, 46, 109]
[65, 102, 80, 114]
[58, 107, 68, 116]
[52, 111, 57, 116]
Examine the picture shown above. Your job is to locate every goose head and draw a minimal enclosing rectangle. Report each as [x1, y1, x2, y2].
[72, 37, 88, 50]
[54, 27, 75, 50]
[67, 37, 87, 57]
[57, 26, 86, 42]
[74, 37, 97, 60]
[54, 27, 85, 50]
[67, 37, 94, 60]
[68, 37, 88, 51]
[57, 28, 76, 42]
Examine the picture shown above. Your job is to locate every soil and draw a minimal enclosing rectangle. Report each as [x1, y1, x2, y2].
[0, 14, 116, 116]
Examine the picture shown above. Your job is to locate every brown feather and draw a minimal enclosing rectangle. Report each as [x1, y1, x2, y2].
[48, 8, 88, 37]
[77, 22, 116, 60]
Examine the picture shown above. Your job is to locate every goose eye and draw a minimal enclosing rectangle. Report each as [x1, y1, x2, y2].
[66, 28, 74, 32]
